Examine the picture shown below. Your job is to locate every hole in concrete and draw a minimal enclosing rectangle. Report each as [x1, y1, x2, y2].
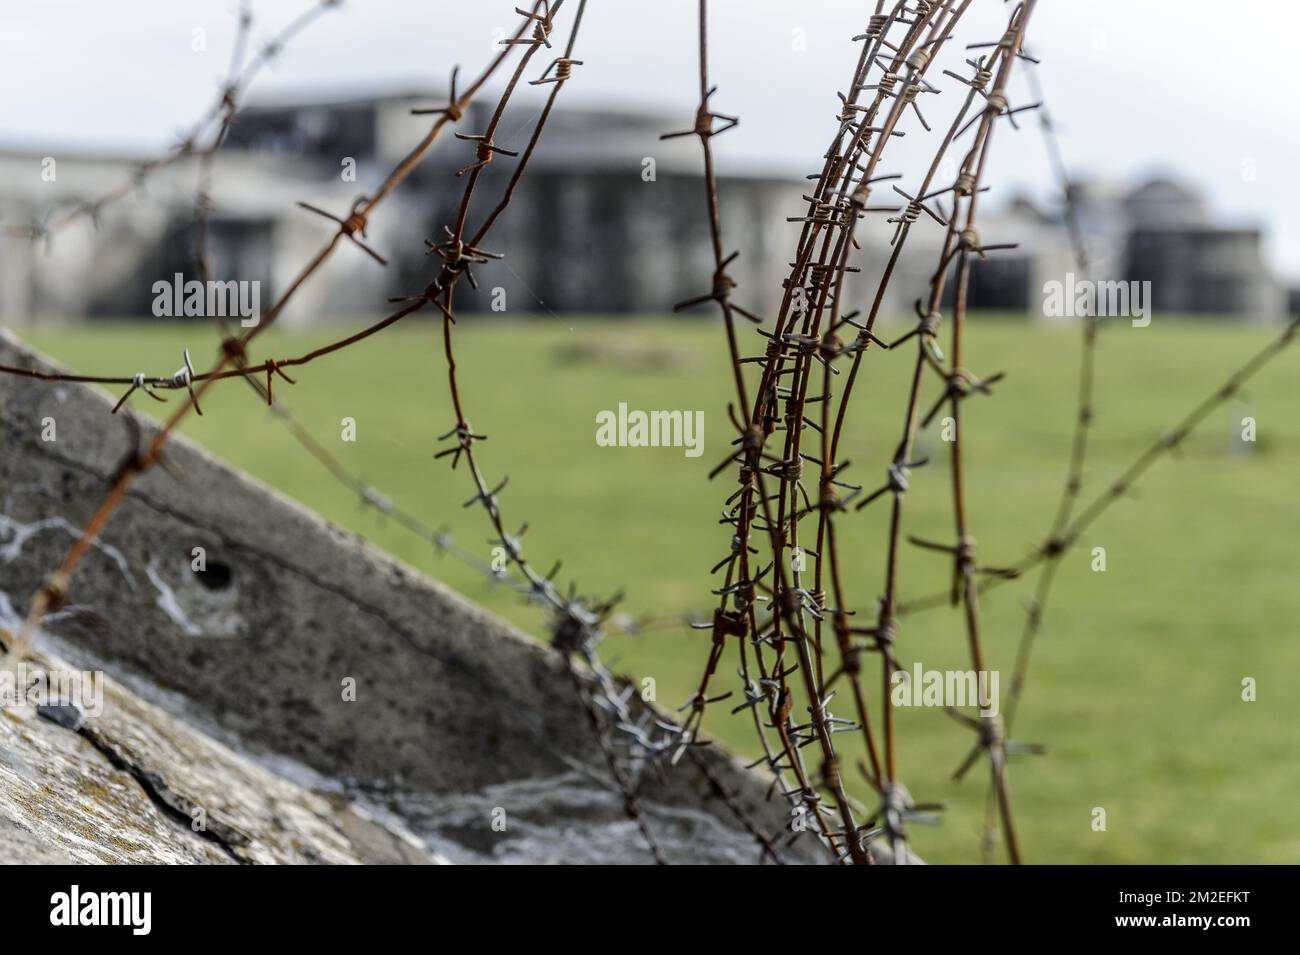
[194, 561, 233, 591]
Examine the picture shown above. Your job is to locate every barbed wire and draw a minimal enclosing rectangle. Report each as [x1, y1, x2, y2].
[668, 0, 1049, 864]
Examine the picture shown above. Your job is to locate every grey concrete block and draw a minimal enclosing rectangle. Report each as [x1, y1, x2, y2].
[0, 331, 821, 864]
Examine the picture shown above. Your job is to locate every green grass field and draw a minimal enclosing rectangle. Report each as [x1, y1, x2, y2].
[20, 315, 1300, 864]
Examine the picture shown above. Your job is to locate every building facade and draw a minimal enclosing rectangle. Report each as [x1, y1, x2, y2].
[0, 92, 1289, 326]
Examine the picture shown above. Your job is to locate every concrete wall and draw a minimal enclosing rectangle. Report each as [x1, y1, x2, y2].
[0, 331, 826, 864]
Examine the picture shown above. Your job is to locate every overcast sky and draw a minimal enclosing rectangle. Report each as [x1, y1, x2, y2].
[4, 0, 1298, 281]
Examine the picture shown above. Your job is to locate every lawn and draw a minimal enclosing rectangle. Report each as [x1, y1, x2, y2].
[19, 314, 1300, 865]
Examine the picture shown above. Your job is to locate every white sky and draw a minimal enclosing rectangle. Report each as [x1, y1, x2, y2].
[3, 0, 1298, 281]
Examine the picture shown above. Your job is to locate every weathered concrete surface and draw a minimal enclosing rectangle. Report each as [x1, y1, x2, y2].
[0, 647, 435, 864]
[0, 331, 820, 864]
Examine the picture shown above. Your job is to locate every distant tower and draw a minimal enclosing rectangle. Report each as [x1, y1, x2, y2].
[1122, 176, 1283, 320]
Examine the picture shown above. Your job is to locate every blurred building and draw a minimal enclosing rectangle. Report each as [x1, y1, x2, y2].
[1121, 179, 1281, 317]
[0, 89, 801, 326]
[0, 90, 1288, 324]
[841, 175, 1287, 323]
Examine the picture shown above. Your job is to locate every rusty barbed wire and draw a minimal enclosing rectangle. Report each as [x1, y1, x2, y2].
[925, 1, 1041, 865]
[667, 0, 812, 840]
[839, 2, 1026, 864]
[674, 0, 1054, 864]
[678, 0, 920, 864]
[681, 0, 1289, 867]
